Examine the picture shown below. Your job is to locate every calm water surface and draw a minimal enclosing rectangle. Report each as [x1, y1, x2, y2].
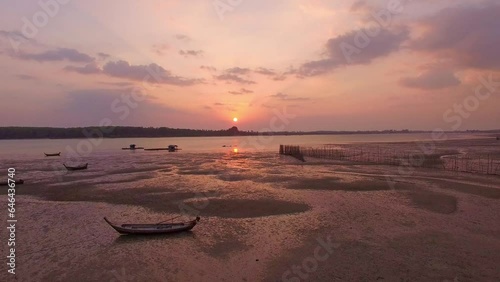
[0, 133, 480, 159]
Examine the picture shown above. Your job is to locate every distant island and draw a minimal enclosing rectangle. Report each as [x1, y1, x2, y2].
[0, 126, 498, 140]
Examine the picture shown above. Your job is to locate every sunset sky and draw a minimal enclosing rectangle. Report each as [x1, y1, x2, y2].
[0, 0, 499, 131]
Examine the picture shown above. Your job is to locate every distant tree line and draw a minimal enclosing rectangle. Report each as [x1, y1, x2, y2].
[0, 126, 497, 140]
[0, 126, 248, 139]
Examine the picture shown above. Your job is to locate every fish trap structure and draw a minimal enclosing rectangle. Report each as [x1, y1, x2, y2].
[442, 154, 500, 175]
[279, 145, 305, 162]
[279, 144, 500, 176]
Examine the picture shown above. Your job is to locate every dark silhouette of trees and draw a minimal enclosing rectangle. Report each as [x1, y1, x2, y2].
[0, 126, 245, 139]
[0, 126, 496, 140]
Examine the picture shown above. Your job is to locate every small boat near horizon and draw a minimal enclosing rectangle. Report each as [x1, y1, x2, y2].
[44, 152, 61, 157]
[0, 179, 24, 186]
[63, 163, 88, 171]
[122, 144, 144, 150]
[144, 145, 180, 152]
[104, 216, 200, 235]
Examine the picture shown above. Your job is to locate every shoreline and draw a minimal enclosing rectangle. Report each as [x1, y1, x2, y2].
[0, 129, 498, 141]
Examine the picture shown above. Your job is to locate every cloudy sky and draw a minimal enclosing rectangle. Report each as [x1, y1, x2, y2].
[0, 0, 499, 131]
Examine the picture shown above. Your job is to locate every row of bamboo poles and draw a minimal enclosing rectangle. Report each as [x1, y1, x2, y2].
[279, 145, 500, 175]
[279, 145, 305, 162]
[443, 154, 500, 175]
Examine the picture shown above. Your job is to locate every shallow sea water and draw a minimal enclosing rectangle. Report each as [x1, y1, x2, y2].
[0, 133, 499, 281]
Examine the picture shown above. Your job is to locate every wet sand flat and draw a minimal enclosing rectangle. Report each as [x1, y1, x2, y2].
[0, 139, 499, 281]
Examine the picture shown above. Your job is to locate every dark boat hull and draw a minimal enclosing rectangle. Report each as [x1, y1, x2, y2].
[122, 147, 144, 150]
[44, 152, 61, 157]
[104, 217, 199, 235]
[63, 163, 88, 171]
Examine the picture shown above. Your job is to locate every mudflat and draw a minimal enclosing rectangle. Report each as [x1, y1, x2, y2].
[1, 138, 499, 281]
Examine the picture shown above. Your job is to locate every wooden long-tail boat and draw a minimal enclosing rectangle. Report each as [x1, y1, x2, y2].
[63, 163, 88, 171]
[0, 179, 24, 186]
[104, 216, 200, 235]
[44, 152, 61, 157]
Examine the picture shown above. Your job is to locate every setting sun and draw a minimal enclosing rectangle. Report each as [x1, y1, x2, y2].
[233, 117, 238, 122]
